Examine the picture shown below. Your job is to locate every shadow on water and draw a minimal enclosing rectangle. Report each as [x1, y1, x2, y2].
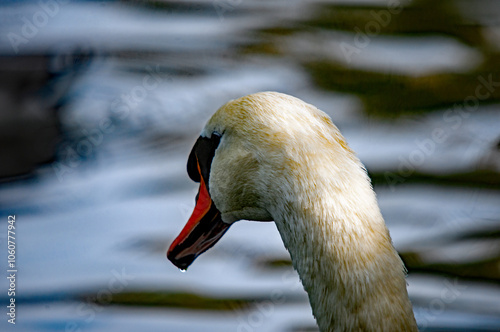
[1, 0, 500, 331]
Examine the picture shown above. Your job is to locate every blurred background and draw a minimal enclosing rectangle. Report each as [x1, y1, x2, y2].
[1, 0, 500, 331]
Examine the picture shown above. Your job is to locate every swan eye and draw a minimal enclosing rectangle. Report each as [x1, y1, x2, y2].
[186, 133, 222, 186]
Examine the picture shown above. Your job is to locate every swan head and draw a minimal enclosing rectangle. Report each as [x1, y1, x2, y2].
[167, 91, 358, 270]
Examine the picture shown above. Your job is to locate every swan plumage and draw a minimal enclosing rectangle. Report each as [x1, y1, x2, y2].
[168, 92, 418, 332]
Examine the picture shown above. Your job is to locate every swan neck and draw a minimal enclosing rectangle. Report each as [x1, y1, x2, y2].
[271, 178, 418, 331]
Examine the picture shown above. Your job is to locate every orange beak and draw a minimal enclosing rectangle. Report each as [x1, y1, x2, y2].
[167, 159, 230, 270]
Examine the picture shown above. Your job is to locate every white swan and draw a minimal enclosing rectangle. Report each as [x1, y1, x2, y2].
[167, 92, 418, 332]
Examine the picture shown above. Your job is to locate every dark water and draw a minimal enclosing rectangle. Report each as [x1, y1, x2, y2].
[1, 1, 500, 331]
